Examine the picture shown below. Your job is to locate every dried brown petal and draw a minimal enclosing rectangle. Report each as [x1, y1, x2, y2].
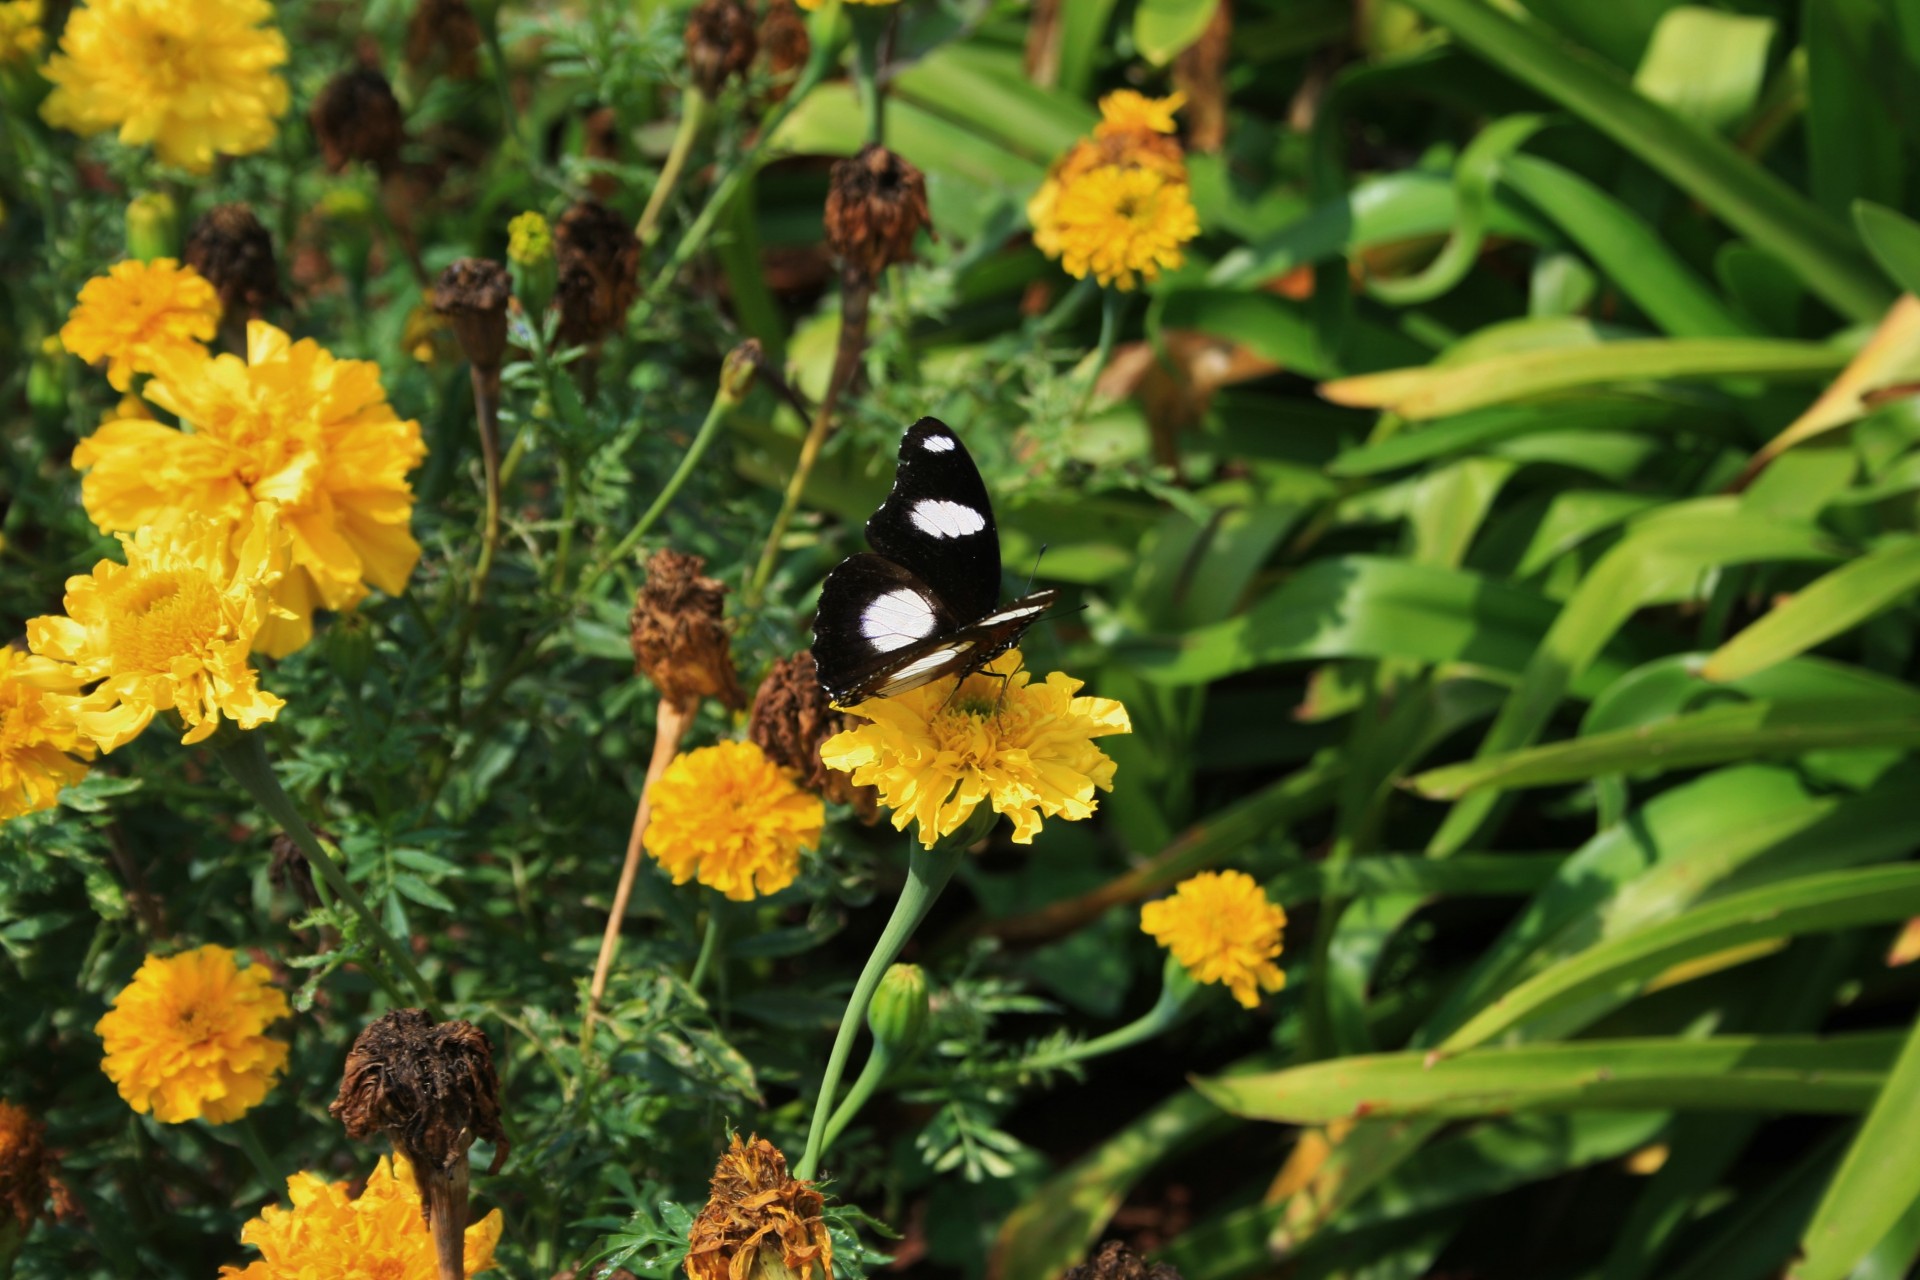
[1063, 1240, 1184, 1280]
[824, 145, 932, 281]
[684, 1135, 832, 1280]
[406, 0, 482, 80]
[0, 1101, 54, 1231]
[749, 652, 878, 821]
[554, 200, 641, 347]
[629, 549, 745, 713]
[184, 204, 282, 321]
[758, 0, 810, 92]
[330, 1009, 507, 1195]
[432, 257, 512, 371]
[310, 67, 407, 173]
[685, 0, 757, 98]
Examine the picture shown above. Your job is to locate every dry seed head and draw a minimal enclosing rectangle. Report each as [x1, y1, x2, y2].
[184, 203, 282, 320]
[684, 1134, 832, 1280]
[1064, 1240, 1184, 1280]
[554, 199, 641, 346]
[629, 548, 745, 712]
[406, 0, 482, 80]
[758, 0, 810, 90]
[824, 144, 932, 280]
[310, 66, 407, 173]
[748, 651, 877, 819]
[432, 257, 512, 372]
[685, 0, 757, 97]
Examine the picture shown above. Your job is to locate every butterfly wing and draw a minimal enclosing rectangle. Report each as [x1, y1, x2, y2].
[863, 417, 1003, 623]
[812, 553, 973, 705]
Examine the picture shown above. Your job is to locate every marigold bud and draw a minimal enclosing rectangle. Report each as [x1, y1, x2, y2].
[748, 651, 878, 820]
[405, 0, 482, 80]
[310, 66, 407, 173]
[432, 257, 511, 372]
[184, 203, 282, 320]
[554, 199, 640, 347]
[125, 192, 180, 262]
[629, 548, 745, 713]
[685, 0, 757, 97]
[866, 963, 929, 1053]
[720, 339, 760, 404]
[686, 1135, 832, 1280]
[824, 144, 932, 281]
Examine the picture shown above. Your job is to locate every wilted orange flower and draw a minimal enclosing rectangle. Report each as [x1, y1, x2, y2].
[58, 258, 220, 392]
[685, 1134, 832, 1280]
[96, 944, 290, 1124]
[74, 320, 426, 657]
[1140, 870, 1286, 1009]
[218, 1155, 502, 1279]
[821, 649, 1131, 848]
[646, 740, 825, 901]
[0, 644, 93, 821]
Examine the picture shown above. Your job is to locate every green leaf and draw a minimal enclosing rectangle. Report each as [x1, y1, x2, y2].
[1632, 6, 1775, 133]
[1196, 1034, 1903, 1124]
[1440, 865, 1920, 1051]
[1132, 0, 1220, 66]
[1805, 0, 1907, 220]
[1705, 536, 1920, 681]
[1853, 201, 1920, 298]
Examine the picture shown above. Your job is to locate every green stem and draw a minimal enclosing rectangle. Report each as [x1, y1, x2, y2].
[795, 831, 971, 1179]
[820, 1041, 894, 1154]
[1032, 277, 1097, 338]
[1023, 958, 1197, 1071]
[689, 905, 723, 994]
[228, 1114, 285, 1192]
[850, 10, 888, 144]
[1069, 289, 1125, 423]
[214, 733, 440, 1016]
[636, 89, 712, 246]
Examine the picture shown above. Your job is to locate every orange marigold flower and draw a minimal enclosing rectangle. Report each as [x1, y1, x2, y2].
[646, 740, 825, 901]
[1140, 870, 1286, 1009]
[1030, 92, 1198, 291]
[58, 258, 219, 392]
[0, 645, 93, 822]
[96, 944, 290, 1124]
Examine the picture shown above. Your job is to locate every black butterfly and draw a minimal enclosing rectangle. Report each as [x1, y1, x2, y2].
[811, 418, 1057, 706]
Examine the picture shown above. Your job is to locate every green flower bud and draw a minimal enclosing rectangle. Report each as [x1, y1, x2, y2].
[720, 340, 760, 405]
[324, 610, 376, 686]
[125, 192, 181, 262]
[866, 963, 929, 1053]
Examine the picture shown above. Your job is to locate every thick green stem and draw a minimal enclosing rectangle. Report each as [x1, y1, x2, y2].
[215, 733, 440, 1015]
[821, 1040, 894, 1154]
[795, 829, 974, 1179]
[849, 10, 889, 144]
[689, 904, 723, 994]
[636, 89, 713, 246]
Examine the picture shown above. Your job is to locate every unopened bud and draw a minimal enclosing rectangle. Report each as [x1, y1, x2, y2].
[867, 963, 929, 1053]
[125, 192, 180, 262]
[720, 340, 760, 404]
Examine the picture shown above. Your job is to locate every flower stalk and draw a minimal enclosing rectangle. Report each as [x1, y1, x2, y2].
[636, 88, 712, 246]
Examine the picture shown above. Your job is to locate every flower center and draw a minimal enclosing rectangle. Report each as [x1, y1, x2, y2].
[105, 569, 224, 674]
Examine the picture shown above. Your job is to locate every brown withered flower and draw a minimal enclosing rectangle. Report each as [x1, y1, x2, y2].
[332, 1010, 507, 1280]
[684, 1134, 832, 1280]
[554, 199, 641, 347]
[406, 0, 482, 80]
[685, 0, 757, 98]
[630, 549, 745, 713]
[823, 144, 932, 281]
[0, 1100, 56, 1232]
[749, 653, 878, 821]
[432, 257, 512, 373]
[758, 0, 810, 92]
[310, 66, 408, 173]
[183, 204, 282, 321]
[1064, 1241, 1184, 1280]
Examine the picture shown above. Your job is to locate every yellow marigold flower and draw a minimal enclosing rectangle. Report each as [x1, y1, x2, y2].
[1095, 89, 1185, 138]
[0, 646, 94, 822]
[795, 0, 894, 9]
[96, 943, 290, 1124]
[1041, 163, 1198, 291]
[58, 258, 220, 393]
[74, 320, 426, 658]
[218, 1155, 502, 1280]
[26, 508, 288, 752]
[506, 211, 553, 267]
[0, 0, 43, 65]
[1140, 870, 1286, 1009]
[40, 0, 289, 174]
[99, 391, 154, 425]
[646, 740, 825, 901]
[821, 649, 1132, 849]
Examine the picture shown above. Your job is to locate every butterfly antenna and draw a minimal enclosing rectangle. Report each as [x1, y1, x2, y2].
[1024, 544, 1049, 594]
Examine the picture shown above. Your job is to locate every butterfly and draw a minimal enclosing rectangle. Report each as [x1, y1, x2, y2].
[811, 418, 1057, 707]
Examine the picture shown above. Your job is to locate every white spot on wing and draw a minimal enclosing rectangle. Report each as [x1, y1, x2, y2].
[910, 499, 988, 539]
[922, 434, 956, 452]
[979, 602, 1048, 625]
[875, 645, 970, 693]
[861, 588, 938, 652]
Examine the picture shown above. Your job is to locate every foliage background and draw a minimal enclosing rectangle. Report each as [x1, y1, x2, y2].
[10, 0, 1920, 1277]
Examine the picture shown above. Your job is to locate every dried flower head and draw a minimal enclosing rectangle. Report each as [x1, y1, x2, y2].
[685, 0, 756, 97]
[1064, 1240, 1184, 1280]
[824, 145, 932, 281]
[645, 740, 826, 901]
[749, 652, 877, 819]
[405, 0, 481, 80]
[1140, 870, 1285, 1009]
[331, 1010, 506, 1187]
[310, 66, 406, 173]
[758, 0, 809, 89]
[685, 1134, 832, 1280]
[59, 258, 220, 392]
[0, 644, 94, 822]
[821, 648, 1132, 848]
[218, 1155, 502, 1280]
[184, 203, 282, 320]
[629, 548, 745, 712]
[40, 0, 289, 173]
[95, 944, 290, 1124]
[554, 199, 640, 347]
[0, 1100, 54, 1231]
[432, 257, 511, 371]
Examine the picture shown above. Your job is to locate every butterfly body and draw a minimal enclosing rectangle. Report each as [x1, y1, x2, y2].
[812, 418, 1057, 706]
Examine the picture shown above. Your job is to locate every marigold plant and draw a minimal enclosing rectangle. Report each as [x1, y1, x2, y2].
[1140, 871, 1287, 1009]
[0, 646, 93, 822]
[645, 739, 825, 901]
[58, 258, 220, 392]
[95, 944, 290, 1125]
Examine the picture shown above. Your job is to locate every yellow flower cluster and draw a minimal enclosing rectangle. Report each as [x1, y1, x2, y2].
[646, 739, 826, 900]
[0, 646, 94, 821]
[821, 649, 1132, 848]
[1029, 91, 1200, 290]
[40, 0, 289, 173]
[0, 0, 43, 66]
[796, 0, 895, 10]
[59, 258, 221, 392]
[96, 944, 290, 1124]
[507, 210, 554, 266]
[219, 1155, 502, 1279]
[1140, 870, 1287, 1009]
